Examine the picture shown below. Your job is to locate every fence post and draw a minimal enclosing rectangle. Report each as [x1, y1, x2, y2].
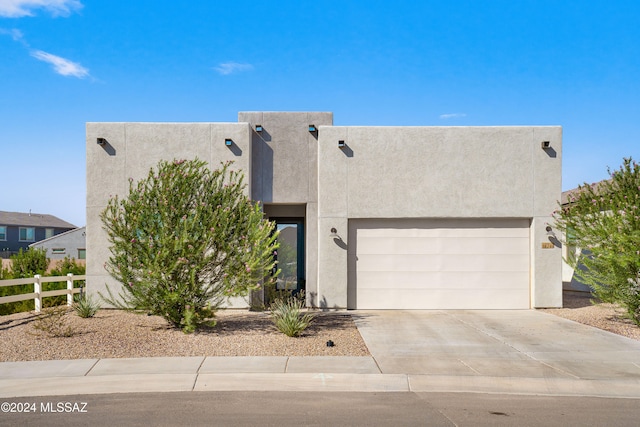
[67, 273, 74, 306]
[34, 274, 41, 312]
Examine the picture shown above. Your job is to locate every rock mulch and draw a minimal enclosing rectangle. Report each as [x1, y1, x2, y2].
[539, 291, 640, 341]
[0, 309, 369, 362]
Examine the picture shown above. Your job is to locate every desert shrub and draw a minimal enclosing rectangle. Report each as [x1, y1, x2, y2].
[100, 158, 279, 333]
[554, 157, 640, 325]
[270, 293, 314, 337]
[32, 305, 75, 337]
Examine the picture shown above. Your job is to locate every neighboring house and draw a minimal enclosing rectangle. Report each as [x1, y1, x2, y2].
[30, 226, 86, 261]
[0, 211, 76, 259]
[86, 112, 562, 309]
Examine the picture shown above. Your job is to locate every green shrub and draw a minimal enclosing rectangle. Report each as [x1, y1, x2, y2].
[0, 249, 48, 315]
[100, 159, 279, 333]
[0, 284, 34, 315]
[45, 257, 86, 308]
[11, 248, 48, 277]
[50, 257, 86, 277]
[0, 253, 86, 315]
[73, 292, 100, 318]
[270, 294, 314, 337]
[0, 264, 11, 280]
[555, 157, 640, 325]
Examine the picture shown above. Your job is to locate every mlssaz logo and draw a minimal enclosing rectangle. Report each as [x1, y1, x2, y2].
[40, 402, 88, 413]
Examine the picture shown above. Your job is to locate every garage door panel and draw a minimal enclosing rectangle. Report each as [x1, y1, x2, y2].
[357, 236, 528, 255]
[350, 218, 530, 309]
[356, 254, 529, 272]
[358, 220, 529, 238]
[357, 236, 440, 254]
[357, 289, 531, 310]
[357, 271, 530, 289]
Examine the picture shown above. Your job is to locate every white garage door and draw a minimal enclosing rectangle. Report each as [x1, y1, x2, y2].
[349, 218, 530, 309]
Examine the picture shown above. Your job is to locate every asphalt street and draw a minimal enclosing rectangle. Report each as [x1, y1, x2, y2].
[2, 391, 640, 427]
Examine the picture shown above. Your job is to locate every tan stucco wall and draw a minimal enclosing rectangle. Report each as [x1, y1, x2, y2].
[86, 122, 251, 303]
[238, 112, 332, 305]
[316, 126, 563, 308]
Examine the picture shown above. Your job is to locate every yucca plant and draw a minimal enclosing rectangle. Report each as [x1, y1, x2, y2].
[73, 293, 100, 318]
[270, 294, 314, 337]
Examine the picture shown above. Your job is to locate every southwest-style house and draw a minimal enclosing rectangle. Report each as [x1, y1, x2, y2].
[86, 112, 562, 309]
[0, 211, 76, 259]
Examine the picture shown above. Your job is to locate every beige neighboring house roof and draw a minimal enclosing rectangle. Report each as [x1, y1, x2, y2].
[561, 179, 611, 206]
[0, 211, 76, 228]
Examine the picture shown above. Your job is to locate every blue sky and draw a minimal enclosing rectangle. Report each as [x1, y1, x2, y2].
[1, 0, 639, 227]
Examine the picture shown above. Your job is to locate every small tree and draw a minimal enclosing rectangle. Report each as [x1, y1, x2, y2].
[554, 157, 640, 324]
[100, 159, 278, 333]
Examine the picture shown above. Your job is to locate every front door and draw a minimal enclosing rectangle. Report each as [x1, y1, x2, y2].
[273, 218, 305, 294]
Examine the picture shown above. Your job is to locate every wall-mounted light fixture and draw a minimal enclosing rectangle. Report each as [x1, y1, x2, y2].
[330, 227, 338, 237]
[225, 138, 233, 147]
[255, 124, 263, 132]
[545, 224, 557, 238]
[338, 140, 346, 148]
[97, 138, 107, 146]
[541, 141, 551, 149]
[308, 124, 317, 133]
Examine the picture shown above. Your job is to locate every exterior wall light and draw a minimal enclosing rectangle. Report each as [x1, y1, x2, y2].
[541, 141, 551, 149]
[330, 227, 338, 237]
[225, 139, 233, 147]
[309, 124, 317, 132]
[255, 124, 263, 132]
[97, 138, 107, 146]
[338, 140, 346, 148]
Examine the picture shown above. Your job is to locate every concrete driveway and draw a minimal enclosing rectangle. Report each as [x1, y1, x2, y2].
[353, 309, 640, 395]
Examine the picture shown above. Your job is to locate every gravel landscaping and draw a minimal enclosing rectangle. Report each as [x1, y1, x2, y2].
[0, 309, 369, 362]
[1, 291, 638, 362]
[539, 291, 640, 341]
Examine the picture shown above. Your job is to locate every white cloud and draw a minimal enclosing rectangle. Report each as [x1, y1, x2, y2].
[0, 0, 83, 18]
[214, 62, 253, 75]
[30, 49, 88, 78]
[439, 113, 467, 120]
[0, 27, 24, 41]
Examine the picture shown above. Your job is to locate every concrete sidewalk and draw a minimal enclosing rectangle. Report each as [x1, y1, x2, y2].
[1, 310, 640, 398]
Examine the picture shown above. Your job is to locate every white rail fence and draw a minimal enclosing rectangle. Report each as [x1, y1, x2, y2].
[0, 274, 86, 312]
